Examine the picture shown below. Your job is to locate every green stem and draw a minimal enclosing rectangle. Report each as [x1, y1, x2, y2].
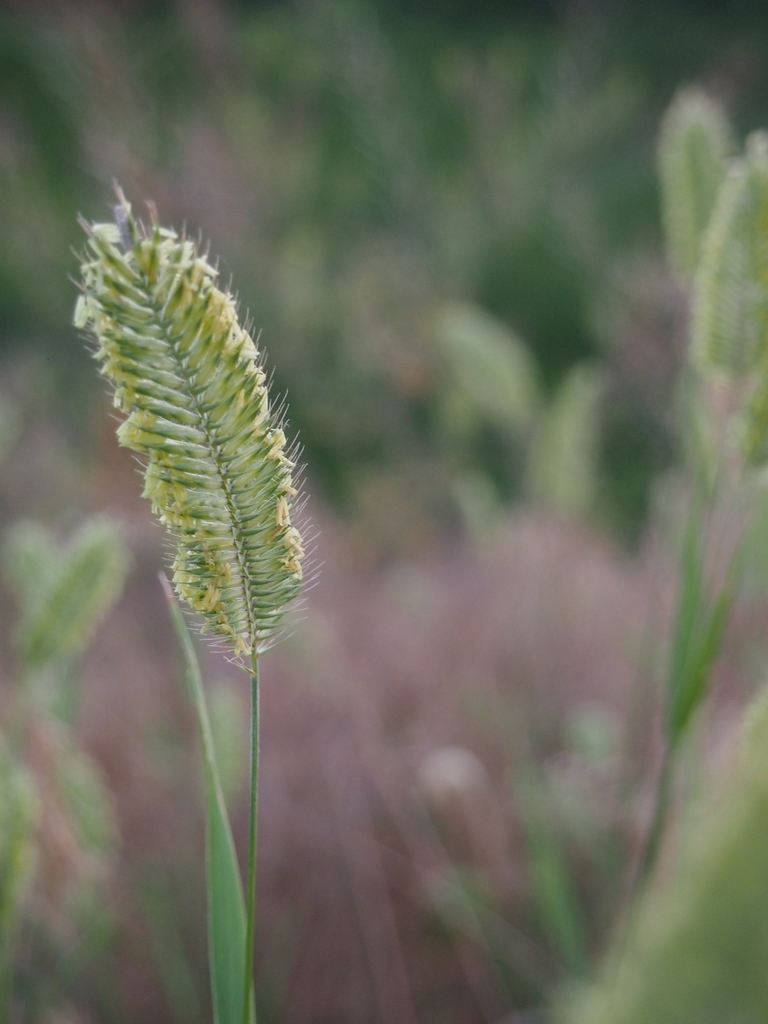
[242, 655, 260, 1024]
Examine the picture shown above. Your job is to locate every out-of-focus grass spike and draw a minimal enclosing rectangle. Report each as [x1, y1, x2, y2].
[692, 132, 768, 463]
[692, 132, 768, 378]
[9, 517, 130, 674]
[658, 88, 732, 280]
[75, 193, 306, 663]
[59, 736, 118, 859]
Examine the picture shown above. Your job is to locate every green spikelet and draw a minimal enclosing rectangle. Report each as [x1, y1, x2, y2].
[75, 193, 306, 660]
[658, 88, 732, 280]
[7, 517, 130, 673]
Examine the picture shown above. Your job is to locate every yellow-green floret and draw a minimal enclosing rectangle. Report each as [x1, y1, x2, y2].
[75, 195, 305, 659]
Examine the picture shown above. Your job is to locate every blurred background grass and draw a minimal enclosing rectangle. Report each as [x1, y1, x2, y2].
[12, 0, 768, 539]
[4, 1, 768, 1022]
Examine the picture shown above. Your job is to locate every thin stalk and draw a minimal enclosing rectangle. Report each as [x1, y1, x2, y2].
[242, 655, 260, 1024]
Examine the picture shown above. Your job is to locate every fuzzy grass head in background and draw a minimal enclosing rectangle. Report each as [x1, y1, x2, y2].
[691, 132, 768, 465]
[74, 191, 306, 664]
[658, 88, 732, 282]
[5, 517, 130, 684]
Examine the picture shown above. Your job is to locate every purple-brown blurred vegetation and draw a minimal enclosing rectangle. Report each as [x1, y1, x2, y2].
[4, 1, 768, 1022]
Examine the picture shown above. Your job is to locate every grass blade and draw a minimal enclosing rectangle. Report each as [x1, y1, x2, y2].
[162, 576, 255, 1024]
[666, 507, 706, 722]
[667, 573, 734, 742]
[517, 774, 588, 979]
[665, 496, 738, 745]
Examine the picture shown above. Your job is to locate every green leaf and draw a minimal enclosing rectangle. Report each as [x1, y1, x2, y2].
[209, 684, 248, 801]
[665, 508, 705, 730]
[163, 577, 255, 1024]
[667, 574, 734, 743]
[517, 774, 588, 979]
[665, 510, 735, 745]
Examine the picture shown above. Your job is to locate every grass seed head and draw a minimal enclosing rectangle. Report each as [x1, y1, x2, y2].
[75, 191, 306, 661]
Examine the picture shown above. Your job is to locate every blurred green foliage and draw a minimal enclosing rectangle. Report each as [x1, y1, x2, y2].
[527, 365, 604, 517]
[0, 457, 128, 1018]
[554, 75, 768, 1024]
[560, 683, 768, 1024]
[0, 738, 38, 1007]
[5, 6, 768, 1019]
[434, 303, 540, 434]
[6, 517, 130, 686]
[6, 0, 768, 539]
